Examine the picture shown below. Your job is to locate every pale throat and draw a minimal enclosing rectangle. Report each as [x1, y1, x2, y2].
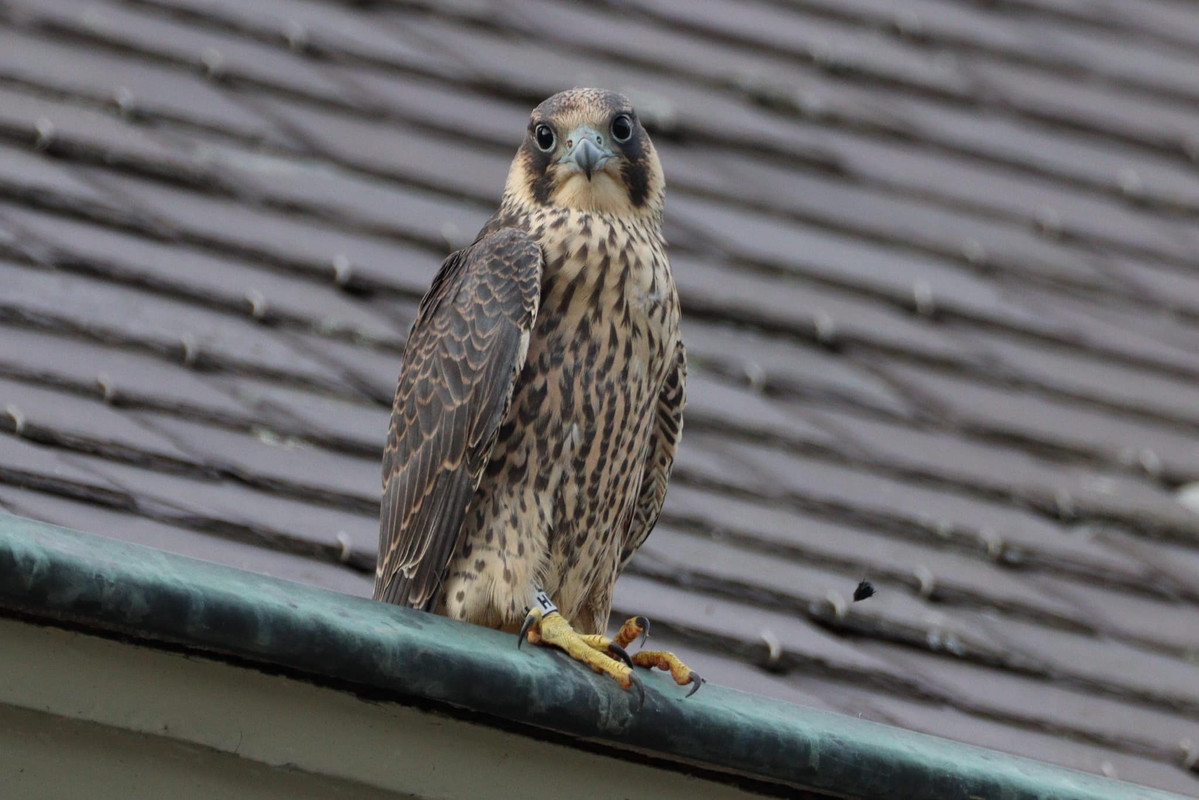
[551, 171, 635, 215]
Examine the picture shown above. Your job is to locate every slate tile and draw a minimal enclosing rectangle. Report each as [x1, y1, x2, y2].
[500, 0, 970, 129]
[130, 411, 379, 508]
[666, 144, 1115, 296]
[863, 638, 1197, 756]
[964, 324, 1199, 426]
[213, 376, 389, 452]
[820, 125, 1199, 255]
[876, 361, 1199, 480]
[0, 143, 113, 205]
[385, 11, 893, 150]
[365, 296, 421, 338]
[371, 14, 631, 101]
[0, 260, 345, 386]
[1024, 573, 1199, 655]
[1027, 291, 1199, 377]
[641, 522, 1040, 671]
[0, 326, 248, 418]
[685, 370, 840, 448]
[1030, 21, 1199, 101]
[972, 58, 1199, 154]
[1099, 529, 1199, 602]
[2, 206, 404, 342]
[590, 0, 970, 99]
[688, 430, 1157, 578]
[247, 96, 511, 205]
[662, 485, 1095, 626]
[801, 401, 1199, 544]
[819, 0, 1103, 66]
[189, 136, 495, 253]
[284, 333, 401, 404]
[671, 432, 788, 498]
[63, 452, 378, 557]
[673, 254, 976, 363]
[905, 95, 1199, 208]
[683, 319, 913, 416]
[75, 167, 470, 293]
[0, 430, 129, 505]
[670, 193, 1020, 320]
[0, 28, 282, 144]
[14, 0, 361, 105]
[961, 610, 1199, 709]
[1098, 0, 1199, 45]
[1114, 256, 1199, 314]
[144, 0, 464, 76]
[0, 377, 204, 470]
[0, 85, 187, 168]
[0, 486, 372, 597]
[331, 68, 535, 146]
[801, 400, 1074, 490]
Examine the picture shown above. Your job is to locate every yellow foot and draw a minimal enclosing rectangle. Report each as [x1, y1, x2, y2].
[519, 607, 645, 709]
[612, 615, 704, 697]
[519, 602, 703, 708]
[631, 650, 704, 697]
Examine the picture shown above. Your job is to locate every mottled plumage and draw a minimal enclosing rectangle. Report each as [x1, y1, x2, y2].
[375, 88, 684, 643]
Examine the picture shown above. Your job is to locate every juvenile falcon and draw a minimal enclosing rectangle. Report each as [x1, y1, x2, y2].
[374, 88, 697, 703]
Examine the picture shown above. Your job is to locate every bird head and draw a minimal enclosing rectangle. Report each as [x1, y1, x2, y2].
[504, 88, 665, 217]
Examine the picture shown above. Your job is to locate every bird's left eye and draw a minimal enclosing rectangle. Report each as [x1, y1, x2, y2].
[611, 114, 633, 143]
[534, 124, 556, 152]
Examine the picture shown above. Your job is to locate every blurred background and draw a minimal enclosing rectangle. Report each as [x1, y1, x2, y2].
[1, 0, 1198, 792]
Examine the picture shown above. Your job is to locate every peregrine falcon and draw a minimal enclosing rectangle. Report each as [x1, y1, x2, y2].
[375, 88, 697, 703]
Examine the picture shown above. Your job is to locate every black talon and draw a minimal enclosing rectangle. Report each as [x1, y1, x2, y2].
[628, 671, 646, 712]
[685, 674, 705, 698]
[636, 615, 651, 647]
[608, 641, 633, 669]
[517, 613, 537, 649]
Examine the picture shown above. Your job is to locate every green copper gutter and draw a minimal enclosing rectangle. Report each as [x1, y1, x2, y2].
[0, 513, 1184, 800]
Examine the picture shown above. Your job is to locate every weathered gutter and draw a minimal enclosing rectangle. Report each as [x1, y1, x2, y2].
[0, 513, 1185, 800]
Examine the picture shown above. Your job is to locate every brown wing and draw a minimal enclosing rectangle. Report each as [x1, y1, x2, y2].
[619, 340, 686, 569]
[374, 228, 542, 609]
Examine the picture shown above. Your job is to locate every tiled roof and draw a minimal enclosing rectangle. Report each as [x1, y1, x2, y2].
[1, 0, 1198, 792]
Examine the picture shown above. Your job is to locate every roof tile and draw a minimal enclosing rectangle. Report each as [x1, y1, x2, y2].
[0, 484, 372, 595]
[0, 259, 347, 387]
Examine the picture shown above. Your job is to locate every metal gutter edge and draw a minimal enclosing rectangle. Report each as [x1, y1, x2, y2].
[0, 513, 1185, 800]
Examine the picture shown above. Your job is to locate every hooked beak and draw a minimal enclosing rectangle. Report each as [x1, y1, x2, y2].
[562, 127, 612, 180]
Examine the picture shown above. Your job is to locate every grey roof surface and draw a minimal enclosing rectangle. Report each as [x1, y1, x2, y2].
[0, 0, 1198, 793]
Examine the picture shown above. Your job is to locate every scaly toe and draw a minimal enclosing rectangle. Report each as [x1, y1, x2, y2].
[524, 610, 643, 704]
[631, 649, 701, 694]
[607, 641, 633, 669]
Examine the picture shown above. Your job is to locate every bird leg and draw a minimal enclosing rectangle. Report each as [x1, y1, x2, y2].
[610, 614, 704, 697]
[519, 592, 703, 706]
[519, 603, 645, 709]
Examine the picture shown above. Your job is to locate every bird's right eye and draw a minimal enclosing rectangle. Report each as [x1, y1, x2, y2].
[534, 124, 556, 152]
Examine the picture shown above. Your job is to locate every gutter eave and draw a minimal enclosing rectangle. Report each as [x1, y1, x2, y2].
[0, 512, 1186, 800]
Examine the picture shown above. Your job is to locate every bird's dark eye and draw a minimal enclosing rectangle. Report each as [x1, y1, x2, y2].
[534, 124, 555, 152]
[611, 114, 633, 143]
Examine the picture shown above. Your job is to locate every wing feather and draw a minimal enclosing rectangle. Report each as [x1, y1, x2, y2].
[619, 341, 686, 569]
[374, 229, 542, 609]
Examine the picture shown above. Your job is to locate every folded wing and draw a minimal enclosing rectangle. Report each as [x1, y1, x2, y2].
[375, 229, 542, 609]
